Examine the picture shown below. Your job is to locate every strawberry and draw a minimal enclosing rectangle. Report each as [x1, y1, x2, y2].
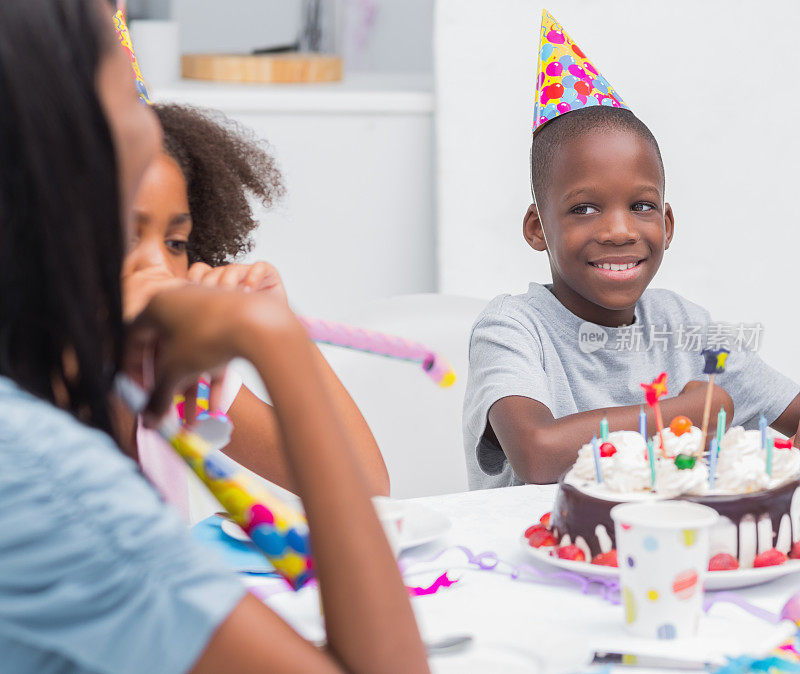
[539, 512, 552, 528]
[527, 526, 558, 548]
[591, 550, 618, 567]
[708, 553, 739, 571]
[753, 548, 788, 568]
[525, 523, 544, 538]
[599, 442, 617, 457]
[790, 542, 800, 560]
[554, 544, 585, 562]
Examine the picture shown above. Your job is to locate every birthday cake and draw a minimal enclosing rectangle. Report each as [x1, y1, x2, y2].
[526, 421, 800, 570]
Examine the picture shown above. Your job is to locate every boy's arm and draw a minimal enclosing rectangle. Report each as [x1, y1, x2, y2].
[488, 382, 734, 484]
[772, 393, 800, 441]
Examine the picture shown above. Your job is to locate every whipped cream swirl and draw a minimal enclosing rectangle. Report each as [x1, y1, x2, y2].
[654, 458, 708, 497]
[769, 444, 800, 485]
[654, 425, 702, 458]
[714, 426, 769, 492]
[571, 431, 651, 493]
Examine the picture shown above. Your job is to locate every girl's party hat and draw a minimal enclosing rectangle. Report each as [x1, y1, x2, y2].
[533, 10, 628, 134]
[112, 10, 150, 105]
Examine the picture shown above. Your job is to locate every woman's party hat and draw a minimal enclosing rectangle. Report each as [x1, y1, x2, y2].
[112, 10, 150, 105]
[533, 10, 627, 134]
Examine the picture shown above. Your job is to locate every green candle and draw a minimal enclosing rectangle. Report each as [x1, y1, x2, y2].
[600, 416, 609, 442]
[716, 406, 726, 448]
[767, 436, 774, 477]
[647, 439, 656, 488]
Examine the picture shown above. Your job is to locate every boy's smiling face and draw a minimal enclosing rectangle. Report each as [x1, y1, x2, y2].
[524, 126, 674, 327]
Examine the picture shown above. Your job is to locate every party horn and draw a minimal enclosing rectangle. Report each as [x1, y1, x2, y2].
[299, 316, 456, 387]
[115, 375, 313, 590]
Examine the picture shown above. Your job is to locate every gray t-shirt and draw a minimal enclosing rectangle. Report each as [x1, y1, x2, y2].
[463, 282, 799, 490]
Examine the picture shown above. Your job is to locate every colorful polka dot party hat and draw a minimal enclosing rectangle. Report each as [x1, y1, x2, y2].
[112, 9, 150, 105]
[533, 10, 628, 134]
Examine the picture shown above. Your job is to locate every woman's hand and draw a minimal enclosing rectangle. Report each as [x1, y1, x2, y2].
[124, 284, 298, 423]
[188, 261, 288, 305]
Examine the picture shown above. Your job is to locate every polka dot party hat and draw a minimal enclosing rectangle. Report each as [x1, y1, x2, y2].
[533, 10, 628, 135]
[112, 9, 151, 105]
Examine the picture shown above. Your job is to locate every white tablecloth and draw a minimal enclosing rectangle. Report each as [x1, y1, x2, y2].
[253, 485, 800, 673]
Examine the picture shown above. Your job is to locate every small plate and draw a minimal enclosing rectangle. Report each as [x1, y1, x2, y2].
[519, 534, 800, 590]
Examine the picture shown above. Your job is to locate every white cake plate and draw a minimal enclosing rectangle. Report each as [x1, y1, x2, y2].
[519, 534, 800, 590]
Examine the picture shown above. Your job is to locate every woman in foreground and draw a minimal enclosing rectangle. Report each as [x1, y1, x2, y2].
[0, 1, 428, 672]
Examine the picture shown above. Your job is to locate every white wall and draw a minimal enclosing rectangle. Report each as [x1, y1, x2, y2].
[436, 0, 800, 382]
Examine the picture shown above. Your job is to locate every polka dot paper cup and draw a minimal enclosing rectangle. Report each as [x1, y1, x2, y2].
[611, 501, 718, 640]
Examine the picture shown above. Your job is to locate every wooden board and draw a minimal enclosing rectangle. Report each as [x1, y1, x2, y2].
[181, 53, 343, 84]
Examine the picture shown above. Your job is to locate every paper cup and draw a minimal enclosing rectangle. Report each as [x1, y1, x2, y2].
[372, 496, 405, 556]
[611, 501, 718, 639]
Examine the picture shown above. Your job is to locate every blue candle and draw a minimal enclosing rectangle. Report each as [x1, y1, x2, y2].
[759, 414, 767, 450]
[639, 406, 647, 440]
[591, 435, 603, 483]
[647, 439, 656, 487]
[600, 416, 609, 442]
[709, 438, 719, 489]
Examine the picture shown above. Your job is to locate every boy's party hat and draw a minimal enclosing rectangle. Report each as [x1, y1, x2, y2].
[533, 10, 627, 134]
[112, 10, 150, 105]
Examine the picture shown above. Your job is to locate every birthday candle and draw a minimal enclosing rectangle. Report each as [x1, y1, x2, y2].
[709, 438, 719, 489]
[760, 414, 767, 450]
[639, 406, 647, 440]
[647, 439, 656, 488]
[716, 407, 726, 448]
[767, 436, 774, 477]
[591, 435, 603, 483]
[600, 416, 609, 442]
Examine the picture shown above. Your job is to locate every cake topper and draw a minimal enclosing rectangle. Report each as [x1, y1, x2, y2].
[699, 348, 730, 455]
[641, 372, 668, 452]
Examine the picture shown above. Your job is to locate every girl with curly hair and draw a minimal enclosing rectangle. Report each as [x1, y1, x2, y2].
[122, 104, 389, 508]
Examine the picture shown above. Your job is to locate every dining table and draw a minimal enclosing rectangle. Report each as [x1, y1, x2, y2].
[200, 484, 800, 673]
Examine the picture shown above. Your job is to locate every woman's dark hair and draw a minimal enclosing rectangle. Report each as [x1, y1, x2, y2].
[154, 104, 284, 266]
[0, 0, 123, 437]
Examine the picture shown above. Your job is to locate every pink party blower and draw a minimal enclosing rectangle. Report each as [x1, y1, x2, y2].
[299, 317, 456, 387]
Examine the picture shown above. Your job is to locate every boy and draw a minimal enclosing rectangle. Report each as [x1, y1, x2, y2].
[463, 11, 800, 489]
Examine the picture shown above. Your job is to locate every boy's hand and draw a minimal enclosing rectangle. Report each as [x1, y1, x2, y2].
[678, 379, 734, 428]
[679, 380, 707, 396]
[122, 265, 188, 322]
[188, 261, 288, 305]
